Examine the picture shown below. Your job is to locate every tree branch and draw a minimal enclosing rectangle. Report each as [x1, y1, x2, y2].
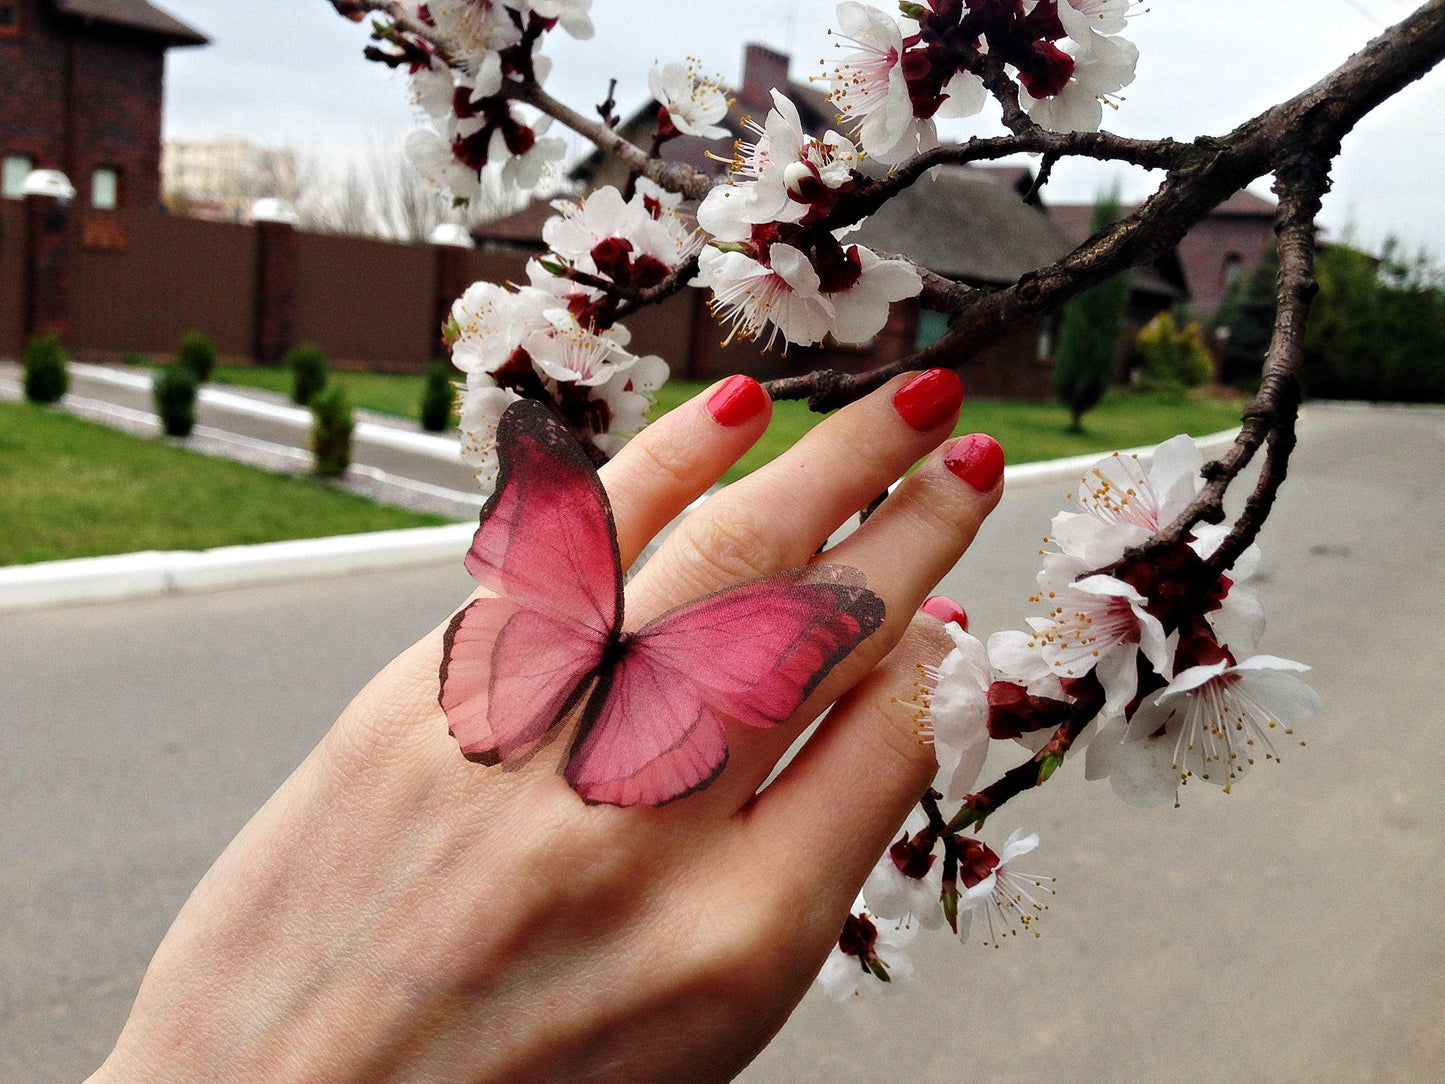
[761, 0, 1445, 412]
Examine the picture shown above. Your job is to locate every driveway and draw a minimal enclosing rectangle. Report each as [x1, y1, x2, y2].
[2, 404, 1442, 1082]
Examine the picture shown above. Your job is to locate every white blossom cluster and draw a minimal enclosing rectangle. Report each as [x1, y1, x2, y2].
[695, 90, 924, 350]
[400, 0, 595, 203]
[821, 0, 1140, 150]
[452, 179, 695, 486]
[817, 436, 1319, 1001]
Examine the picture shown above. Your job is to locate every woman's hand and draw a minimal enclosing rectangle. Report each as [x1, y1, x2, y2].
[92, 371, 1004, 1084]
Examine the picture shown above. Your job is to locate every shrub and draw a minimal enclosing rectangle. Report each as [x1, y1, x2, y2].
[420, 360, 457, 432]
[153, 367, 199, 437]
[311, 385, 354, 478]
[1131, 312, 1216, 392]
[288, 343, 328, 406]
[1053, 190, 1132, 432]
[123, 352, 148, 368]
[22, 334, 69, 404]
[177, 332, 217, 384]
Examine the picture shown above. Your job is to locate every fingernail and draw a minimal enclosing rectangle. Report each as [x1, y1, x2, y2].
[893, 369, 964, 432]
[707, 375, 769, 427]
[945, 434, 1005, 492]
[921, 595, 969, 631]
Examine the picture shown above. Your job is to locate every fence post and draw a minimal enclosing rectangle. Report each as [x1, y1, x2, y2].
[22, 170, 77, 342]
[252, 205, 298, 364]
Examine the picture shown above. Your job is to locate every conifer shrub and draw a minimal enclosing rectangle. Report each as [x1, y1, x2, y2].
[153, 367, 199, 437]
[420, 360, 456, 432]
[288, 343, 328, 406]
[311, 385, 354, 478]
[22, 333, 69, 404]
[177, 332, 217, 384]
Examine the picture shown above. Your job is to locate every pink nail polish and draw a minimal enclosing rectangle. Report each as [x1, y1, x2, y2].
[707, 375, 769, 427]
[893, 369, 964, 432]
[921, 595, 969, 631]
[945, 434, 1005, 492]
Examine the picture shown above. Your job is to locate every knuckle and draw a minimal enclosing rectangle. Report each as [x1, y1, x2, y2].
[623, 426, 698, 493]
[672, 506, 780, 584]
[894, 472, 979, 553]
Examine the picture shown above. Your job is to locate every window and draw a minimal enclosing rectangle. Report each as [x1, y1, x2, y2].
[0, 4, 19, 37]
[2, 153, 32, 199]
[92, 167, 120, 210]
[1222, 252, 1244, 290]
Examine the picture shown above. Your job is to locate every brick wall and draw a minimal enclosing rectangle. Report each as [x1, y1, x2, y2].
[1177, 216, 1276, 315]
[0, 0, 168, 209]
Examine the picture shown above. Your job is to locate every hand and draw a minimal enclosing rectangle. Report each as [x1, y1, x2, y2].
[92, 371, 1004, 1084]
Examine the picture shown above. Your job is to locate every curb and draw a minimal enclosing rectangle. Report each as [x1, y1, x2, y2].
[0, 525, 480, 615]
[1001, 426, 1241, 488]
[0, 428, 1244, 615]
[70, 363, 463, 461]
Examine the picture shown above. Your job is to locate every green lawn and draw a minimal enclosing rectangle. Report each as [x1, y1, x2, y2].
[212, 365, 437, 422]
[0, 403, 449, 566]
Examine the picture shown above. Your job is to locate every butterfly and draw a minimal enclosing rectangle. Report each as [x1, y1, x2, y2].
[438, 398, 887, 807]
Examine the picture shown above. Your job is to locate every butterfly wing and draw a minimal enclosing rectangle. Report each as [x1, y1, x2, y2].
[439, 400, 621, 764]
[462, 398, 622, 636]
[564, 566, 885, 806]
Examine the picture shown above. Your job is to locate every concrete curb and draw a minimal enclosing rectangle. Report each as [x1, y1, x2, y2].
[0, 525, 480, 614]
[0, 427, 1245, 615]
[1001, 426, 1241, 488]
[70, 363, 463, 461]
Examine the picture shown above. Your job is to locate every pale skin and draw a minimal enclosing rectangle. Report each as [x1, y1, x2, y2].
[90, 372, 1003, 1084]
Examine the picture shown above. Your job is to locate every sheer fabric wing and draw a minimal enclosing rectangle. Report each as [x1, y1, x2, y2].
[441, 597, 607, 765]
[462, 399, 622, 637]
[564, 652, 729, 807]
[631, 565, 887, 729]
[563, 566, 885, 807]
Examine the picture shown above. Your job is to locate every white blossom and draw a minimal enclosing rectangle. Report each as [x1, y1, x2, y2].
[648, 60, 731, 140]
[908, 625, 993, 801]
[816, 894, 917, 1001]
[862, 809, 946, 930]
[956, 829, 1056, 946]
[1096, 656, 1320, 806]
[458, 379, 523, 488]
[1019, 31, 1138, 133]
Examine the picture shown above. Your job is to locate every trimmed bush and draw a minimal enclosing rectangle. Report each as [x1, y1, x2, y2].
[1131, 312, 1216, 392]
[420, 360, 456, 432]
[153, 367, 199, 437]
[311, 385, 354, 478]
[177, 332, 217, 384]
[22, 334, 69, 404]
[288, 343, 328, 406]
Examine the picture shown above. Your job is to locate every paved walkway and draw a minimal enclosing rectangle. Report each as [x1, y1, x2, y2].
[1, 405, 1442, 1081]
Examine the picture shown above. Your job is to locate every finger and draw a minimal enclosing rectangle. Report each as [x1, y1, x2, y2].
[600, 376, 772, 568]
[698, 433, 1004, 811]
[629, 369, 964, 616]
[742, 616, 957, 910]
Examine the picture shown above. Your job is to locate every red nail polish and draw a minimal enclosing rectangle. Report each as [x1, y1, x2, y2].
[707, 375, 768, 427]
[945, 434, 1006, 492]
[893, 369, 964, 432]
[921, 595, 969, 631]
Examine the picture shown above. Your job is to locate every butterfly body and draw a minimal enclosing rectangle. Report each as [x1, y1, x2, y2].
[439, 400, 885, 807]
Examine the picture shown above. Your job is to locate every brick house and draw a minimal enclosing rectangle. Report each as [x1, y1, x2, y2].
[0, 0, 207, 211]
[1048, 189, 1277, 318]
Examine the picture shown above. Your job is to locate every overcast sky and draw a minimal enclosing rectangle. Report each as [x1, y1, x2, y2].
[156, 0, 1445, 256]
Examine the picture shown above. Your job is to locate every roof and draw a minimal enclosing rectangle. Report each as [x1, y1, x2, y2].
[850, 167, 1076, 285]
[1049, 187, 1277, 242]
[52, 0, 209, 45]
[474, 198, 556, 248]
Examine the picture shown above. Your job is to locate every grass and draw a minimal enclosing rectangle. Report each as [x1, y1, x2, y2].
[653, 380, 1247, 485]
[0, 403, 449, 566]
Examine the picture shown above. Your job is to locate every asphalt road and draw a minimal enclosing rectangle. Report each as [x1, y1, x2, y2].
[2, 404, 1442, 1082]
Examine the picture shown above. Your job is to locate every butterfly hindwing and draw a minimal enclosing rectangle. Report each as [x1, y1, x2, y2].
[564, 567, 886, 806]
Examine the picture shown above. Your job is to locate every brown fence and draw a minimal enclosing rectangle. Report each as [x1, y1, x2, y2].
[70, 210, 257, 359]
[0, 200, 28, 359]
[0, 198, 1049, 394]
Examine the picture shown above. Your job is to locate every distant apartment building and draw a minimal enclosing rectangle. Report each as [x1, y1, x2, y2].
[0, 0, 207, 209]
[162, 138, 299, 221]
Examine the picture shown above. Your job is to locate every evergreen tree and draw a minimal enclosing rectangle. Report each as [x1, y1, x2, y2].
[1052, 190, 1132, 432]
[1215, 247, 1279, 387]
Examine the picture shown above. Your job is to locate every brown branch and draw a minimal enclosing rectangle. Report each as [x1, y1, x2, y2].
[511, 83, 715, 201]
[761, 0, 1445, 412]
[328, 0, 453, 61]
